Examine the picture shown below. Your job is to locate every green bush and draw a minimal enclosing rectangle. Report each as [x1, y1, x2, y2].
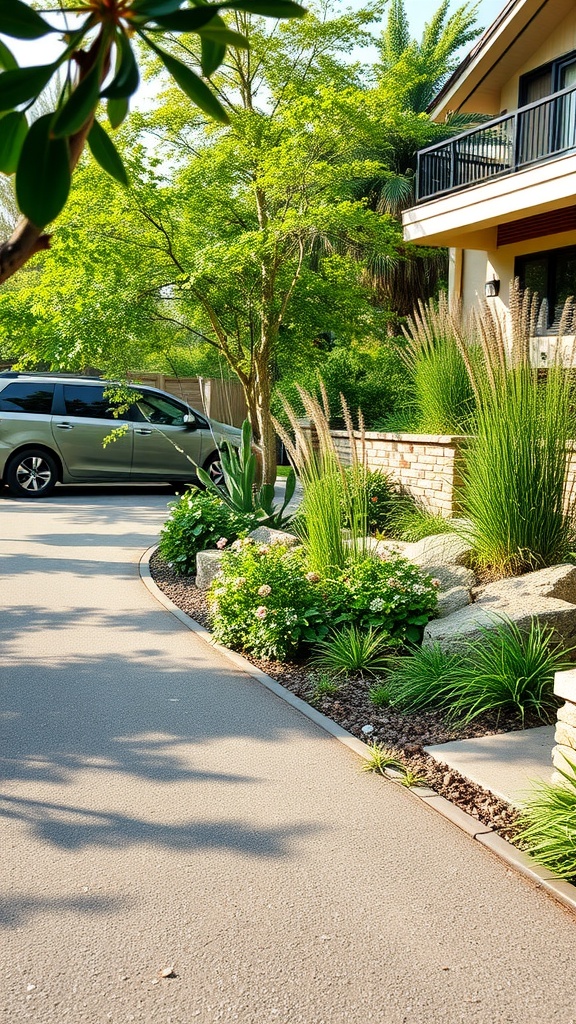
[159, 489, 260, 576]
[517, 758, 576, 880]
[328, 556, 439, 644]
[208, 539, 329, 660]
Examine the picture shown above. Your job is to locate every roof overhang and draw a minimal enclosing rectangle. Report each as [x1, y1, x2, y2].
[429, 0, 576, 118]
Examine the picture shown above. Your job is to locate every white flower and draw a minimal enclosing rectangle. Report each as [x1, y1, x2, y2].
[255, 606, 267, 620]
[235, 576, 247, 588]
[258, 584, 272, 597]
[369, 597, 386, 612]
[305, 571, 321, 583]
[216, 537, 228, 549]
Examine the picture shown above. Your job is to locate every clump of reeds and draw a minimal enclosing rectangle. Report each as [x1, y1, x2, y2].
[400, 292, 476, 434]
[273, 384, 368, 573]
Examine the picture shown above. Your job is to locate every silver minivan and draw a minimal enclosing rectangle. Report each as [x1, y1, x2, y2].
[0, 372, 241, 498]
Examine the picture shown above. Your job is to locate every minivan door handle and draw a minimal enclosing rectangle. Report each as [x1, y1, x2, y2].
[134, 428, 153, 435]
[55, 422, 74, 430]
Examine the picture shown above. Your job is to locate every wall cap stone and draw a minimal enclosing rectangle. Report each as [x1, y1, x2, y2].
[554, 668, 576, 702]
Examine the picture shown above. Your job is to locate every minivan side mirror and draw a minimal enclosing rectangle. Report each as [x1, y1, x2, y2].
[183, 414, 198, 430]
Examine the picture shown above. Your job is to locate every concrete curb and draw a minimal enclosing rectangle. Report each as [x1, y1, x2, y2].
[140, 546, 576, 916]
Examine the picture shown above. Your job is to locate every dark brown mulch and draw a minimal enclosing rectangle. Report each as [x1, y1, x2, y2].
[149, 550, 522, 841]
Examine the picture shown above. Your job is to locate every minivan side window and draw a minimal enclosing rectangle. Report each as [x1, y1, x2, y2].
[135, 393, 189, 425]
[62, 385, 117, 419]
[0, 382, 55, 413]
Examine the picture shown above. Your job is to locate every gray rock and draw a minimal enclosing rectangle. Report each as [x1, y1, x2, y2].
[477, 564, 576, 607]
[435, 586, 473, 618]
[423, 596, 576, 654]
[402, 533, 473, 570]
[557, 701, 576, 728]
[195, 549, 225, 591]
[248, 525, 300, 547]
[426, 564, 476, 591]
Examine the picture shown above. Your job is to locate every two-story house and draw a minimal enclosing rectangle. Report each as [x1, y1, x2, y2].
[403, 0, 576, 360]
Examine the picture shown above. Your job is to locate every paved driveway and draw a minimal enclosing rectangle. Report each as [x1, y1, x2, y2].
[1, 486, 576, 1024]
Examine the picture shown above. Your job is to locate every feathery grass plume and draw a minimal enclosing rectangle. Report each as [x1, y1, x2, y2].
[457, 281, 576, 575]
[400, 293, 476, 433]
[273, 385, 370, 572]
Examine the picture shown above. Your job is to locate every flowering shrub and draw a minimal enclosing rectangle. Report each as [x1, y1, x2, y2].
[328, 556, 439, 644]
[159, 489, 261, 576]
[208, 540, 329, 659]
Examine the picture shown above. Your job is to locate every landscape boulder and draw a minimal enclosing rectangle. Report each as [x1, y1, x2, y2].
[424, 595, 576, 654]
[248, 525, 300, 547]
[402, 533, 473, 570]
[476, 563, 576, 608]
[195, 550, 225, 591]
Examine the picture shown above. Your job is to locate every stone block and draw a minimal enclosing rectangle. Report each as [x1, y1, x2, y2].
[555, 722, 576, 750]
[435, 586, 472, 618]
[552, 744, 576, 774]
[248, 525, 300, 547]
[556, 700, 576, 727]
[478, 564, 576, 608]
[402, 533, 473, 570]
[195, 549, 225, 591]
[554, 668, 576, 702]
[423, 597, 576, 654]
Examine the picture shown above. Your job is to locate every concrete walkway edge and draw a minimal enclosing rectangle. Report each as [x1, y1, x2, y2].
[140, 545, 576, 916]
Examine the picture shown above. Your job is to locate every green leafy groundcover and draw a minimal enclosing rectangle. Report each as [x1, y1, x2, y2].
[208, 538, 439, 661]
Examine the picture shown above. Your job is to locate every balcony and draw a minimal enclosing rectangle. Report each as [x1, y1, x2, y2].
[417, 83, 576, 203]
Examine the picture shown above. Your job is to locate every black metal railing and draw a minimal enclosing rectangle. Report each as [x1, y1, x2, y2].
[417, 82, 576, 202]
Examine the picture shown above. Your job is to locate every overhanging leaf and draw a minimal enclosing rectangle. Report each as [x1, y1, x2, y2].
[15, 113, 70, 227]
[132, 0, 187, 14]
[108, 95, 129, 129]
[87, 118, 129, 186]
[142, 39, 229, 123]
[101, 31, 140, 100]
[0, 0, 57, 39]
[220, 0, 306, 16]
[0, 110, 27, 174]
[52, 65, 100, 137]
[201, 36, 226, 77]
[0, 63, 57, 111]
[0, 38, 17, 72]
[198, 25, 249, 48]
[151, 6, 221, 31]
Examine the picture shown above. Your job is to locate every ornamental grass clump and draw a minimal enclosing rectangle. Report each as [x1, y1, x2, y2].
[388, 618, 570, 726]
[310, 625, 396, 677]
[517, 758, 576, 880]
[457, 284, 576, 575]
[400, 293, 477, 434]
[274, 385, 368, 573]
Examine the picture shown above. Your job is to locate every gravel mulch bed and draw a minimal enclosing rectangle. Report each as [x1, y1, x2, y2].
[149, 550, 524, 841]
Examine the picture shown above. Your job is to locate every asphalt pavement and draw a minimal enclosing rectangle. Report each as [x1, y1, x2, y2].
[2, 484, 576, 1024]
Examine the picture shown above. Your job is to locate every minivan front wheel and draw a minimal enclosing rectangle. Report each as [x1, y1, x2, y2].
[6, 449, 58, 498]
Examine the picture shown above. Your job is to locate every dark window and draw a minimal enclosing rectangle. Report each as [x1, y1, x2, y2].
[63, 384, 117, 419]
[516, 246, 576, 332]
[519, 52, 576, 104]
[134, 393, 189, 426]
[0, 382, 55, 414]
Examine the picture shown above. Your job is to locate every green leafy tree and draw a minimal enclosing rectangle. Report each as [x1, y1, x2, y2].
[0, 0, 305, 285]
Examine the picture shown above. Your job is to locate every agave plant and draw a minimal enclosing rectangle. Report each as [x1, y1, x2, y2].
[196, 419, 296, 528]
